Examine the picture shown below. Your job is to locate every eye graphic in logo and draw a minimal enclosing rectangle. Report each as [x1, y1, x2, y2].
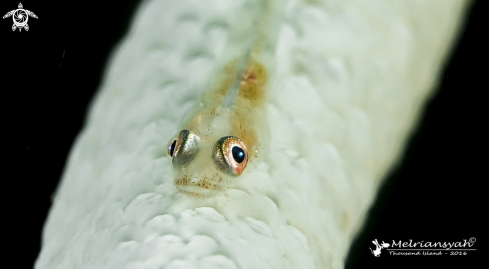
[3, 3, 38, 32]
[370, 239, 390, 257]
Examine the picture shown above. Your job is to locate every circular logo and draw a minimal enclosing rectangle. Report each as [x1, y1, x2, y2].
[13, 9, 28, 27]
[2, 3, 38, 32]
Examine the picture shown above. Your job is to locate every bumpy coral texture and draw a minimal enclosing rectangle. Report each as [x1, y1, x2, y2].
[36, 0, 468, 268]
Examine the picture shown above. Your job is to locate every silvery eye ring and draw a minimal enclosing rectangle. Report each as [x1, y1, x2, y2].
[212, 136, 248, 176]
[168, 130, 200, 168]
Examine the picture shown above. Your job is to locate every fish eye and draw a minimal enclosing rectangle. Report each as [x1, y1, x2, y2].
[232, 146, 245, 163]
[168, 140, 177, 157]
[212, 136, 248, 176]
[168, 130, 199, 168]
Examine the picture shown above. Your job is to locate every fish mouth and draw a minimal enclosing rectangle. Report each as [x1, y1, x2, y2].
[176, 185, 216, 197]
[174, 176, 223, 197]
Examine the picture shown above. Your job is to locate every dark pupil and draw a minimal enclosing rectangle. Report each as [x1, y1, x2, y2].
[169, 140, 176, 157]
[232, 146, 245, 163]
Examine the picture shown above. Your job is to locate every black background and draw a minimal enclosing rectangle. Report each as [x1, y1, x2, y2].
[0, 1, 484, 268]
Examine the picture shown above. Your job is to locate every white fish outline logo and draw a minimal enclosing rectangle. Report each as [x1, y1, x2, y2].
[3, 3, 38, 32]
[370, 239, 390, 257]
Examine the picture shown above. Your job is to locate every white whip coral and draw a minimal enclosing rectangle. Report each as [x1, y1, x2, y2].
[36, 0, 471, 268]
